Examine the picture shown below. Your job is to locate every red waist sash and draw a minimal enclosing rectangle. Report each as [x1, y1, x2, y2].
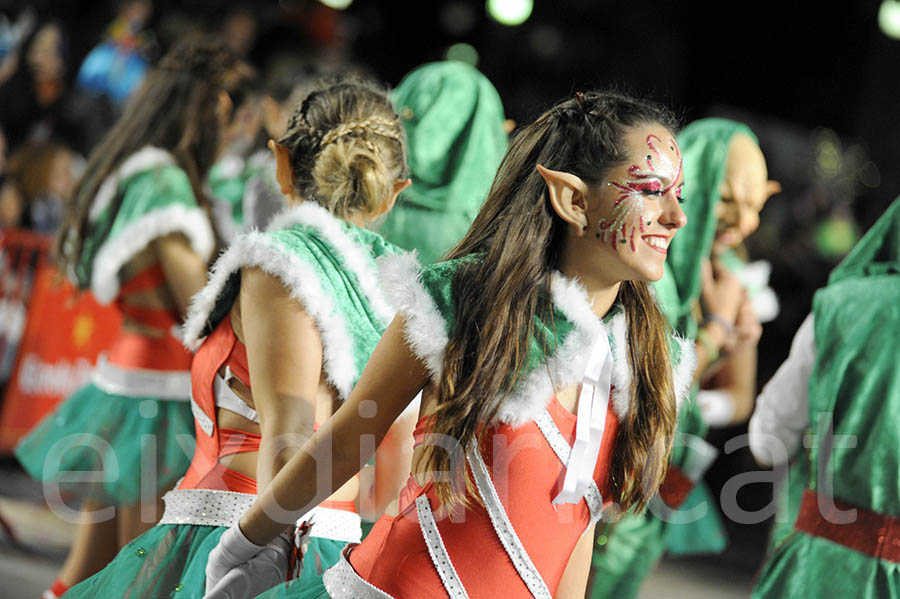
[795, 489, 900, 562]
[657, 466, 694, 509]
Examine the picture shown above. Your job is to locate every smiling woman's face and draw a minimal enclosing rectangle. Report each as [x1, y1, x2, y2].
[588, 122, 687, 283]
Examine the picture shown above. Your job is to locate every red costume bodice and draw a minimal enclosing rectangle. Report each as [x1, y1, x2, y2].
[348, 395, 620, 597]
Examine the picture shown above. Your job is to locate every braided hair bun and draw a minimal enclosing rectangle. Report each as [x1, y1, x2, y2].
[278, 78, 406, 219]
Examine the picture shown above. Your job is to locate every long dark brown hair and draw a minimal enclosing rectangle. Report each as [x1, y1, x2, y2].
[57, 36, 253, 280]
[419, 90, 680, 512]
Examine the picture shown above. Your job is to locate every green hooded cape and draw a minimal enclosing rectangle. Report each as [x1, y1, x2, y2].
[377, 61, 507, 264]
[753, 197, 900, 599]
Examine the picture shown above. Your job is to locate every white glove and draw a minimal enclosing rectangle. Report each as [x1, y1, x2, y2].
[204, 523, 290, 598]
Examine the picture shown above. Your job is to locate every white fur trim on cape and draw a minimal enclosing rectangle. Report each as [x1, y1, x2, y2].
[377, 251, 448, 377]
[377, 255, 638, 427]
[267, 203, 395, 326]
[91, 204, 215, 304]
[672, 335, 696, 410]
[88, 147, 176, 222]
[181, 231, 358, 399]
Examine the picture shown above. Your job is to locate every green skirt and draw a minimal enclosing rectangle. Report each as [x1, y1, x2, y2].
[753, 531, 900, 598]
[588, 482, 727, 599]
[15, 382, 194, 506]
[63, 523, 227, 599]
[589, 512, 664, 599]
[257, 537, 347, 599]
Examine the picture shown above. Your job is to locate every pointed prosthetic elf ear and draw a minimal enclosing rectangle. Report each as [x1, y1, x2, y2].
[269, 139, 296, 199]
[537, 164, 590, 236]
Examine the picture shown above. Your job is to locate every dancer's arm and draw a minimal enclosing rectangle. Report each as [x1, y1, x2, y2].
[241, 314, 428, 545]
[698, 298, 762, 426]
[153, 232, 209, 315]
[556, 523, 597, 598]
[748, 313, 815, 466]
[239, 266, 322, 491]
[358, 400, 418, 520]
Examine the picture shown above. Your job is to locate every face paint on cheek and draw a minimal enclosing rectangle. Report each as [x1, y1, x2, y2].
[596, 182, 650, 252]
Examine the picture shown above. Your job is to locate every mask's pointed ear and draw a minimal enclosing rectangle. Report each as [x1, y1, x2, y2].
[765, 180, 782, 199]
[269, 139, 295, 198]
[536, 164, 589, 235]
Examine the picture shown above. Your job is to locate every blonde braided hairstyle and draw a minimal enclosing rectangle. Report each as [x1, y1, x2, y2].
[279, 78, 407, 219]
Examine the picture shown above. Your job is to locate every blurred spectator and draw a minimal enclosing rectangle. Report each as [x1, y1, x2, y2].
[64, 0, 155, 155]
[6, 140, 76, 234]
[220, 5, 258, 57]
[0, 174, 24, 229]
[0, 18, 73, 148]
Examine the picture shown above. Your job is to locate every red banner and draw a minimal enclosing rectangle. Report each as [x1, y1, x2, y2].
[0, 230, 122, 452]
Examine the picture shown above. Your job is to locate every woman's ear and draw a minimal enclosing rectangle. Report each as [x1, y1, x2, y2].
[379, 178, 411, 216]
[536, 164, 590, 235]
[268, 139, 296, 198]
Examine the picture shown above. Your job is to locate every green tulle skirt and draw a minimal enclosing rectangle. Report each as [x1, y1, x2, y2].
[664, 483, 728, 556]
[15, 383, 195, 506]
[256, 537, 347, 599]
[63, 523, 227, 599]
[588, 482, 727, 599]
[588, 512, 664, 599]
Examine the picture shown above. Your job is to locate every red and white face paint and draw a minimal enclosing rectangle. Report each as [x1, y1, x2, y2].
[596, 134, 683, 252]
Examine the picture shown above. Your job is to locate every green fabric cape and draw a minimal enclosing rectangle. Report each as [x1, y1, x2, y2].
[181, 201, 402, 401]
[76, 146, 215, 304]
[377, 61, 507, 264]
[753, 198, 900, 598]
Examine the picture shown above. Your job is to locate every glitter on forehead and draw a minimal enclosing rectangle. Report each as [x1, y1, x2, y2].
[595, 135, 681, 252]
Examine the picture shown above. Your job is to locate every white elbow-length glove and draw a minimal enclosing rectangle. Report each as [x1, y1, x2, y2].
[204, 523, 293, 599]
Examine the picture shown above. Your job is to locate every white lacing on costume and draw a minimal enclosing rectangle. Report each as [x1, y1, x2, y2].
[415, 494, 470, 598]
[323, 547, 396, 599]
[214, 367, 258, 423]
[158, 487, 256, 527]
[298, 507, 362, 544]
[91, 354, 191, 401]
[467, 446, 553, 599]
[190, 368, 257, 438]
[533, 409, 604, 529]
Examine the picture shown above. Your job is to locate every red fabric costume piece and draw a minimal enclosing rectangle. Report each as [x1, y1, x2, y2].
[180, 318, 259, 494]
[107, 262, 193, 371]
[795, 489, 900, 563]
[350, 396, 620, 597]
[179, 317, 358, 514]
[657, 466, 694, 509]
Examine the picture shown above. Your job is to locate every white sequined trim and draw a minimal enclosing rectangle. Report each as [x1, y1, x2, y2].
[323, 546, 396, 599]
[191, 394, 214, 436]
[533, 409, 604, 528]
[298, 506, 362, 544]
[91, 354, 191, 401]
[416, 494, 469, 598]
[158, 487, 255, 527]
[467, 447, 552, 599]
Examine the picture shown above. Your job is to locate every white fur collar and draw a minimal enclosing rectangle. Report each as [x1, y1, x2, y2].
[266, 203, 395, 326]
[88, 147, 176, 222]
[378, 254, 696, 426]
[181, 230, 358, 399]
[91, 204, 214, 304]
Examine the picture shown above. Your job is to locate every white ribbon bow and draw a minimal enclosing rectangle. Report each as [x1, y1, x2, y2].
[553, 333, 613, 505]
